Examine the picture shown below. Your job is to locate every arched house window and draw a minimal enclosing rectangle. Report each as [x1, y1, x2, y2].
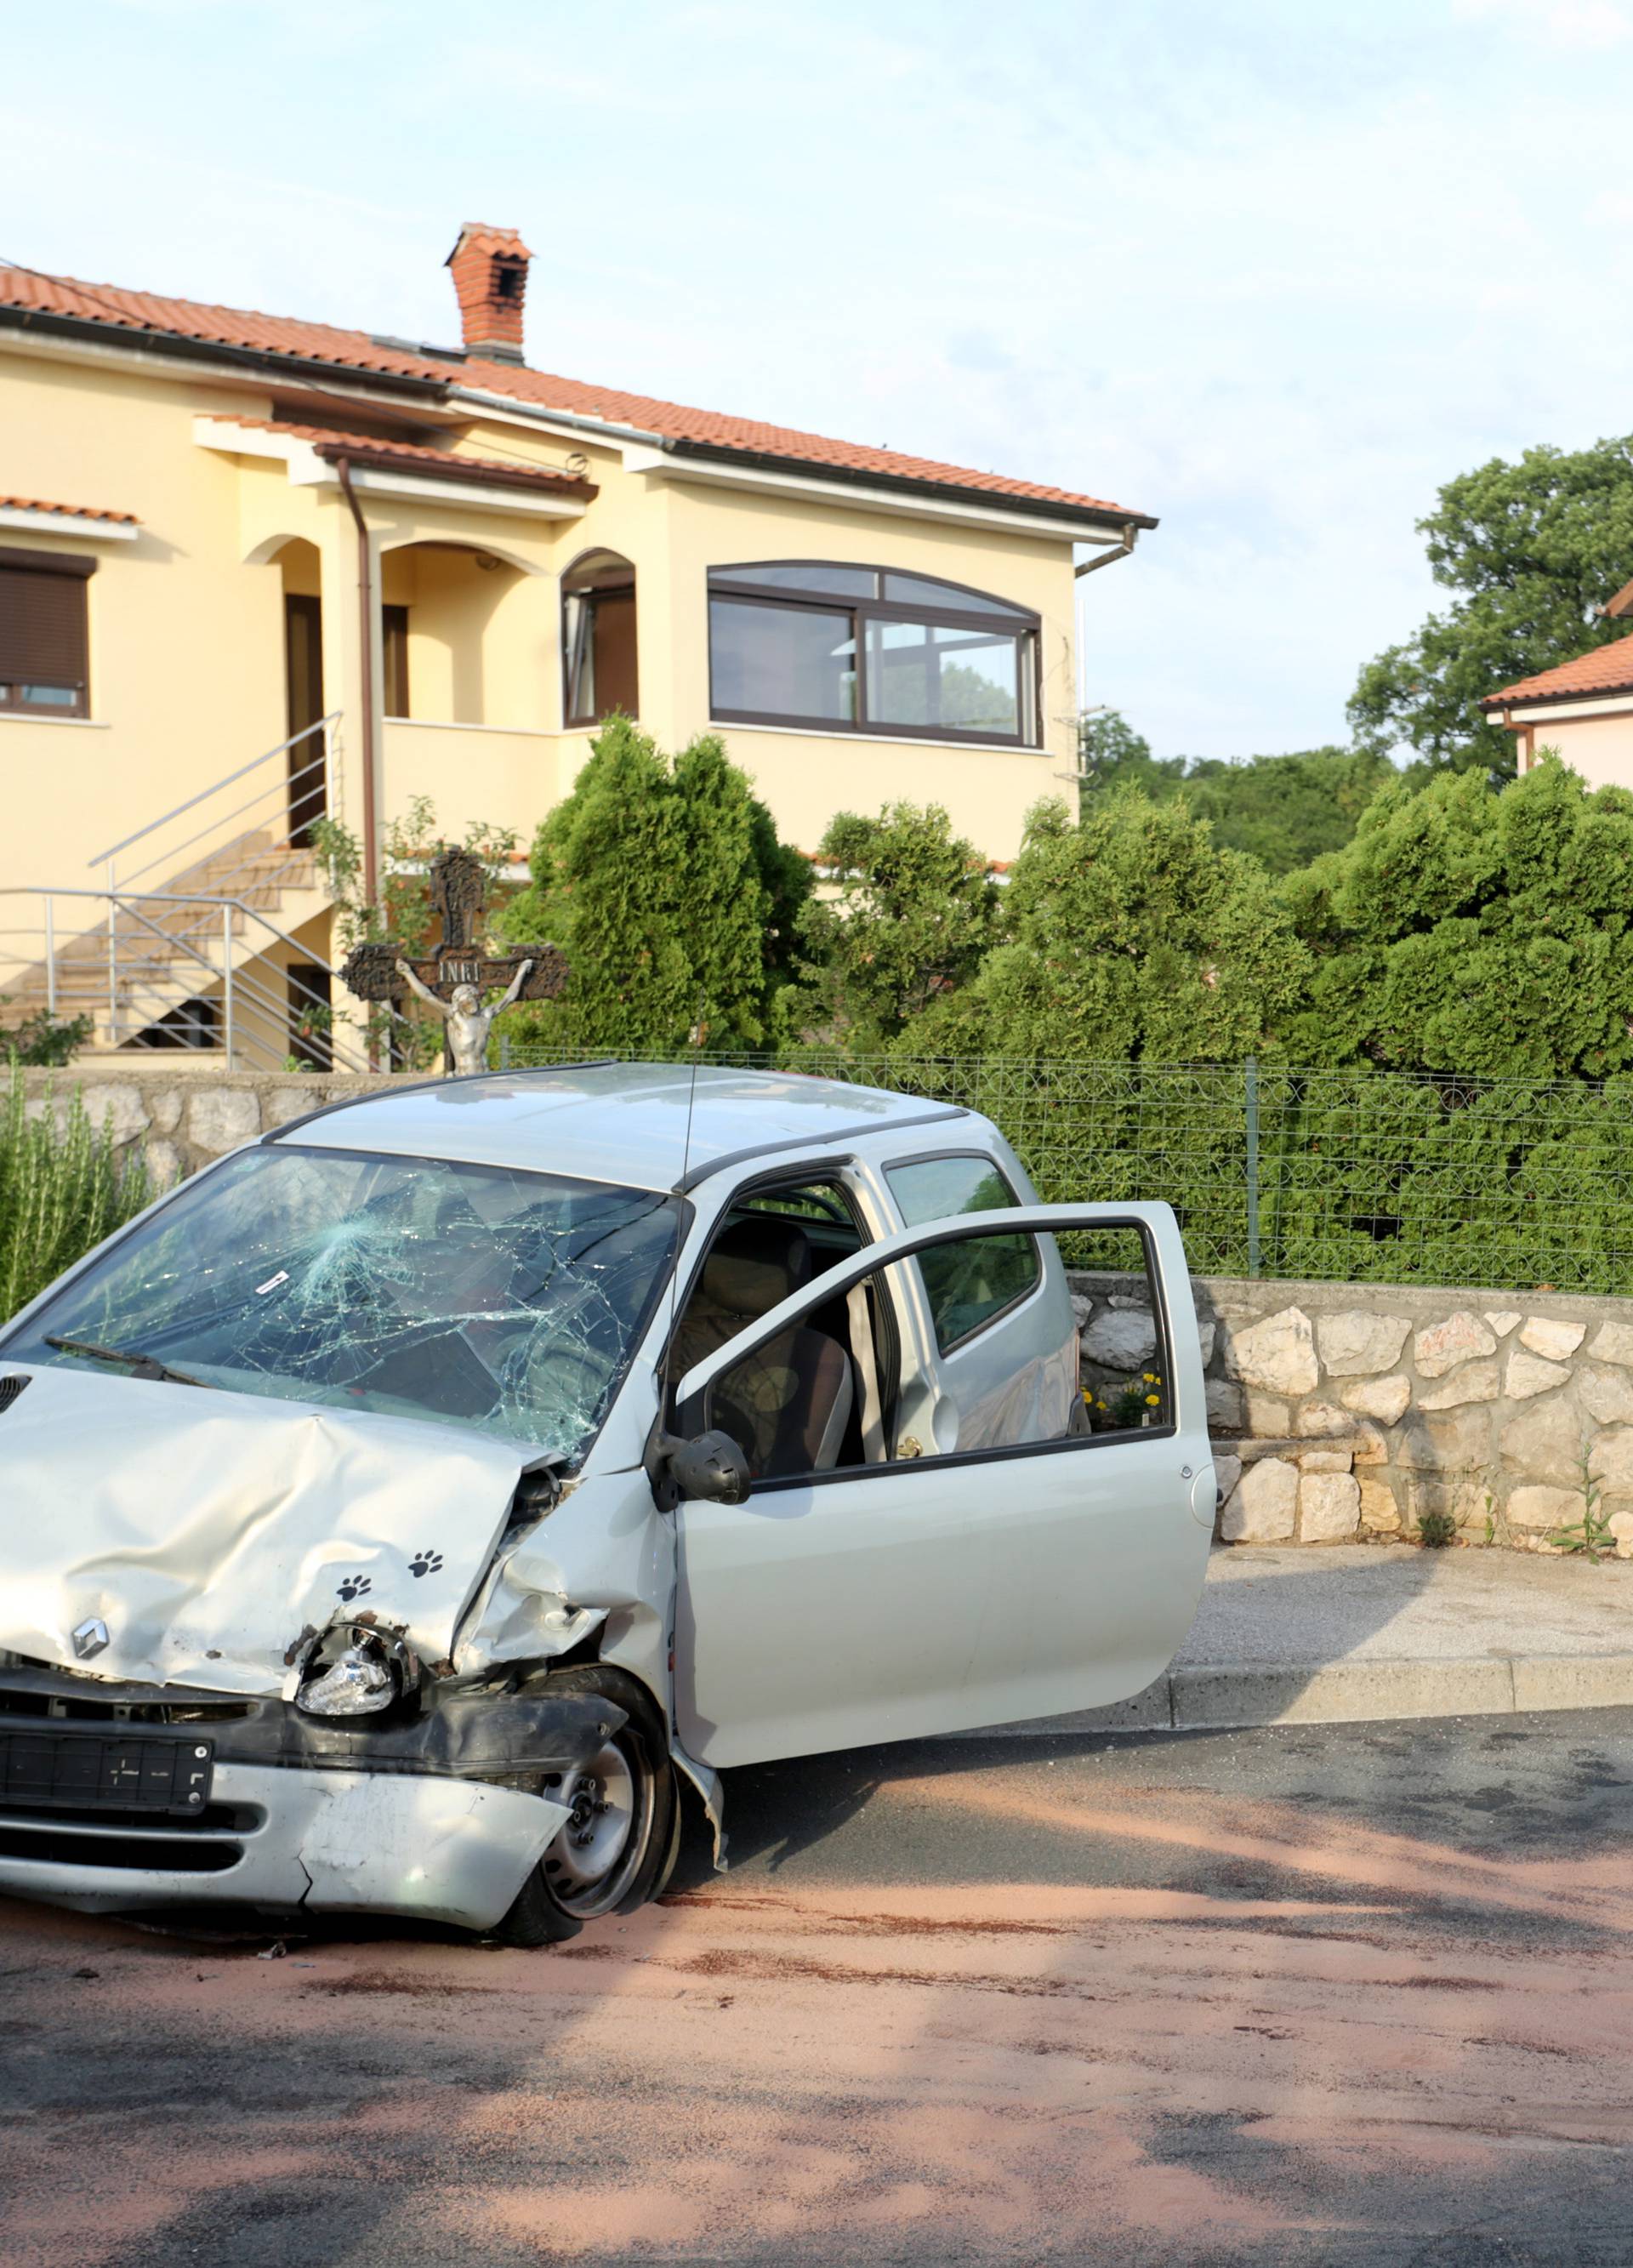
[562, 549, 638, 726]
[707, 562, 1040, 748]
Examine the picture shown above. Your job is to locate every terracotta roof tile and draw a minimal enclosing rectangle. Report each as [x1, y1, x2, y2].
[0, 496, 137, 522]
[1, 265, 1148, 527]
[1483, 634, 1633, 707]
[214, 417, 590, 492]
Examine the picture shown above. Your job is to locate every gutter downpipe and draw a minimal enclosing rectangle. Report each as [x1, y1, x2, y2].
[1073, 522, 1139, 578]
[334, 459, 379, 906]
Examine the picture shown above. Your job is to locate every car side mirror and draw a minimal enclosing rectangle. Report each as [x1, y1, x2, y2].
[645, 1427, 751, 1512]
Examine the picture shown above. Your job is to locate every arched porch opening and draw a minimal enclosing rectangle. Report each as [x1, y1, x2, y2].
[377, 540, 529, 727]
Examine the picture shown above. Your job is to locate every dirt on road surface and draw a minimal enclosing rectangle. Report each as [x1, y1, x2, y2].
[5, 1712, 1633, 2266]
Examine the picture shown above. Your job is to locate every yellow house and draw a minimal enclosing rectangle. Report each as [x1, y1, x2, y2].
[0, 225, 1153, 1068]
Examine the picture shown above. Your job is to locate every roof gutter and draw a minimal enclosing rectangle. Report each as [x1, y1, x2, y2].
[452, 385, 1158, 536]
[663, 437, 1159, 536]
[449, 384, 666, 448]
[0, 303, 450, 402]
[1074, 522, 1139, 575]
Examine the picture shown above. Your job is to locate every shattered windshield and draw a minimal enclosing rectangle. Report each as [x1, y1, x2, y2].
[4, 1145, 683, 1458]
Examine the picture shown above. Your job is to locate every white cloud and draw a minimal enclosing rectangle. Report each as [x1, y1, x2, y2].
[1454, 0, 1632, 47]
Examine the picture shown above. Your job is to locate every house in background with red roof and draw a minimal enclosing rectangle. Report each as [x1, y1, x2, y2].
[1482, 578, 1633, 785]
[0, 225, 1152, 1068]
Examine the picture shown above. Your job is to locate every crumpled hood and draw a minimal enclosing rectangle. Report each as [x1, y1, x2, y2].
[0, 1366, 530, 1695]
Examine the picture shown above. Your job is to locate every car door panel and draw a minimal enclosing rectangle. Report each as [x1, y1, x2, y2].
[672, 1202, 1211, 1770]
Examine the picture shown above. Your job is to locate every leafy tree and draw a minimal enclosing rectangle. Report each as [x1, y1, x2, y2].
[1078, 709, 1398, 875]
[796, 801, 999, 1051]
[501, 718, 808, 1054]
[921, 792, 1310, 1062]
[1279, 755, 1633, 1078]
[1349, 436, 1633, 776]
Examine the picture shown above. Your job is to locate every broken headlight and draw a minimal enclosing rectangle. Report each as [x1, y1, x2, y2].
[295, 1624, 418, 1719]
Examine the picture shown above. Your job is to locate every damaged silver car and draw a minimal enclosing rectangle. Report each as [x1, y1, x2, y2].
[0, 1065, 1213, 1942]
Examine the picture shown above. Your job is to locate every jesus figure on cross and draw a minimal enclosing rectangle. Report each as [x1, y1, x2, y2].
[395, 957, 535, 1078]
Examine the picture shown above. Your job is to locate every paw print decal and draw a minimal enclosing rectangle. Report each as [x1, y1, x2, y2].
[408, 1549, 444, 1579]
[336, 1573, 372, 1602]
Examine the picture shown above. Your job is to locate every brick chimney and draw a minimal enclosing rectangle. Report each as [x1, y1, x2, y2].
[445, 224, 533, 364]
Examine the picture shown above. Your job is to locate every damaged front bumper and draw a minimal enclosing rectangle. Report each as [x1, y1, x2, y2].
[0, 1668, 623, 1932]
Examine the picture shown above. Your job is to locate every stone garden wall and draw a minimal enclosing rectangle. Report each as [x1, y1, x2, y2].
[20, 1064, 402, 1188]
[1070, 1270, 1633, 1556]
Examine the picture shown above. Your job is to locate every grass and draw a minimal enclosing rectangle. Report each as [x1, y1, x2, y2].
[0, 1061, 155, 1321]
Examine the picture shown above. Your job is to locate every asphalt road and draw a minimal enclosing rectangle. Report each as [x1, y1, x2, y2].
[7, 1710, 1633, 2267]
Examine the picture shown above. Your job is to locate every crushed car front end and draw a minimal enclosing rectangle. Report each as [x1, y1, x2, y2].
[0, 1656, 621, 1930]
[0, 1133, 686, 1932]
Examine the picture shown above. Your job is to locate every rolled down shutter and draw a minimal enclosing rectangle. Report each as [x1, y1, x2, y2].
[0, 550, 94, 689]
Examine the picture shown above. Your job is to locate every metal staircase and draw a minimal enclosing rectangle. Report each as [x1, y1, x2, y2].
[0, 715, 371, 1073]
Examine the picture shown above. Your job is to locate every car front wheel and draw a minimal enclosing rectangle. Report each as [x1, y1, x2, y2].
[491, 1667, 677, 1946]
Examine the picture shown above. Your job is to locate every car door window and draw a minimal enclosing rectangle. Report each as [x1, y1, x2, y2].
[885, 1154, 1039, 1353]
[694, 1212, 1172, 1485]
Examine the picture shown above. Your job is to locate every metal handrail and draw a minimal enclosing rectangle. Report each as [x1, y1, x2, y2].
[87, 713, 341, 871]
[114, 746, 333, 898]
[0, 882, 376, 1074]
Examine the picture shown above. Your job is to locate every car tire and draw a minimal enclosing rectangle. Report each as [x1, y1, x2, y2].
[490, 1667, 676, 1947]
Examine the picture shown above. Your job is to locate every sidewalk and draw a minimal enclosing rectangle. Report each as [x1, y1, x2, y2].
[995, 1545, 1633, 1737]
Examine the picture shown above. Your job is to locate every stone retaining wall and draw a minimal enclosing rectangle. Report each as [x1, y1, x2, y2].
[1071, 1270, 1633, 1556]
[20, 1064, 404, 1187]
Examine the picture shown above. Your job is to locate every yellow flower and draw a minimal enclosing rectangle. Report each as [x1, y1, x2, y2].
[1145, 1393, 1160, 1406]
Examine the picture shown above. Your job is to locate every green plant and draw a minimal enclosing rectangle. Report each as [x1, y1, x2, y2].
[933, 791, 1311, 1064]
[1078, 710, 1399, 876]
[1548, 1446, 1613, 1561]
[796, 801, 999, 1051]
[1278, 758, 1633, 1080]
[501, 718, 809, 1056]
[3, 1006, 94, 1068]
[0, 1063, 153, 1320]
[1478, 1471, 1516, 1550]
[1415, 1508, 1459, 1548]
[1084, 1370, 1165, 1431]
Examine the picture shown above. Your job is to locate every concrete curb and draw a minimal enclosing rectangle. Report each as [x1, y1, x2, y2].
[963, 1653, 1633, 1739]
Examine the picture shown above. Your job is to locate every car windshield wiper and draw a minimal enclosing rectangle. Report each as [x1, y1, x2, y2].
[44, 1335, 216, 1389]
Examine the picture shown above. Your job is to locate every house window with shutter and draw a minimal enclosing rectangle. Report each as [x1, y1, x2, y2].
[0, 548, 94, 717]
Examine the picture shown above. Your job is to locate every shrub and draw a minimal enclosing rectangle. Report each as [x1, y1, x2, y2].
[2, 1007, 93, 1068]
[502, 718, 809, 1055]
[0, 1064, 153, 1320]
[935, 792, 1311, 1063]
[797, 801, 999, 1051]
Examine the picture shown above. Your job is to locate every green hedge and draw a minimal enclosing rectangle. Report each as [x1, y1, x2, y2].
[507, 1044, 1633, 1295]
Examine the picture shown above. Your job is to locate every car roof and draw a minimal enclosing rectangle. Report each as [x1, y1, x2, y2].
[269, 1063, 969, 1194]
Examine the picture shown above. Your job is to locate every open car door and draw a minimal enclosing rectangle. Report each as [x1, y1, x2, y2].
[669, 1203, 1214, 1769]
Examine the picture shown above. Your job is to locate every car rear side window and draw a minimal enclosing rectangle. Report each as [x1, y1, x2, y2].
[885, 1154, 1040, 1353]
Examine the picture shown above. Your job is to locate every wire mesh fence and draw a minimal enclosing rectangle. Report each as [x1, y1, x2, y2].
[498, 1041, 1633, 1296]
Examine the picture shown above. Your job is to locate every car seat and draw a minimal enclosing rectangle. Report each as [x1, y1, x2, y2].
[672, 1217, 855, 1477]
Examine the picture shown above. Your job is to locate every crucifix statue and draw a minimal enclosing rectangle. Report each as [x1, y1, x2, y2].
[339, 845, 569, 1078]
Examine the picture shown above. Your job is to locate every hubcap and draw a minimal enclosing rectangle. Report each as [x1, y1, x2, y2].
[543, 1740, 637, 1906]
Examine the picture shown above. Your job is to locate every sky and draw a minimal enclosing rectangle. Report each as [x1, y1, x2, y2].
[7, 0, 1633, 762]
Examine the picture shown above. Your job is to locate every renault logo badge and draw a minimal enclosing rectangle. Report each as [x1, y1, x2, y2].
[71, 1617, 110, 1661]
